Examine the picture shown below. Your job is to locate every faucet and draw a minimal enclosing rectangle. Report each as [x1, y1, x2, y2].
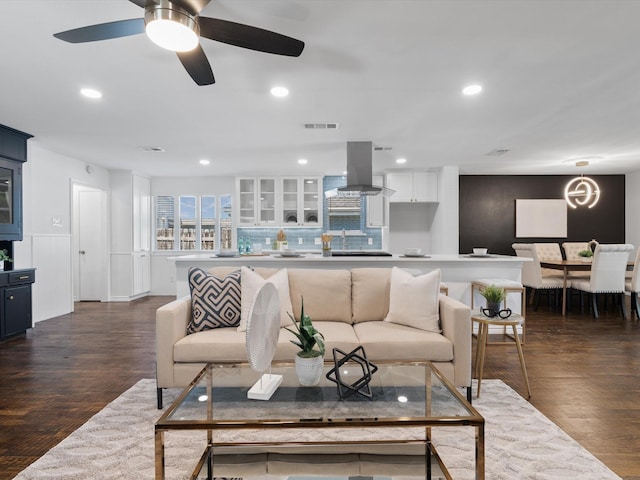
[342, 229, 347, 250]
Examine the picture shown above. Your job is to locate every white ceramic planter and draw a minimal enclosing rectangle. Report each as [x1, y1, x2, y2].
[295, 354, 324, 386]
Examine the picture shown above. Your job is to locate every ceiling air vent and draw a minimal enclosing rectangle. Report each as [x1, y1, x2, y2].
[303, 123, 339, 129]
[485, 148, 510, 156]
[138, 146, 165, 152]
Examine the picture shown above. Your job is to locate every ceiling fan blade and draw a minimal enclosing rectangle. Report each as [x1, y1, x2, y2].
[128, 0, 148, 8]
[54, 19, 145, 43]
[199, 17, 304, 57]
[177, 45, 215, 85]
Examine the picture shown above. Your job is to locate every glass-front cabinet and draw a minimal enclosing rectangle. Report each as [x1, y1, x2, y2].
[236, 177, 277, 226]
[281, 177, 321, 226]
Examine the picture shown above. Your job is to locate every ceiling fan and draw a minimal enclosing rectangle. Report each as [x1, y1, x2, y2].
[53, 0, 305, 86]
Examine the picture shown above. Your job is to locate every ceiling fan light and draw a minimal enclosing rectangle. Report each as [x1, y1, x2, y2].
[144, 4, 199, 52]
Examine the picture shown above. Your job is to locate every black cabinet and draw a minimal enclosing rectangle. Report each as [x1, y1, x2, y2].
[0, 268, 35, 339]
[0, 124, 31, 242]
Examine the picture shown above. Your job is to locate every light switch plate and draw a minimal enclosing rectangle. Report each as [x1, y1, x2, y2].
[298, 237, 303, 245]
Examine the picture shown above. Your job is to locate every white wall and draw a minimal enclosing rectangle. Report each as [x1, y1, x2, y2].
[432, 166, 460, 254]
[150, 175, 235, 296]
[19, 140, 110, 323]
[387, 166, 460, 255]
[626, 170, 640, 253]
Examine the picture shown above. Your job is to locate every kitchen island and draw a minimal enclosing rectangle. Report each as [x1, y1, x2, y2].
[172, 253, 528, 309]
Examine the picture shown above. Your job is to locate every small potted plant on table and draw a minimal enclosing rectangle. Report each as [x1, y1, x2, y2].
[479, 284, 506, 317]
[285, 298, 325, 386]
[578, 249, 593, 262]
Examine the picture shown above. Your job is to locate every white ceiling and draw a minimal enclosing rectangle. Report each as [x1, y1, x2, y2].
[2, 0, 640, 178]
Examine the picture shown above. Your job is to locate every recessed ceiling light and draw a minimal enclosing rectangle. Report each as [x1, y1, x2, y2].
[199, 159, 210, 166]
[271, 86, 289, 98]
[462, 84, 482, 96]
[396, 158, 407, 164]
[80, 88, 102, 99]
[297, 158, 308, 165]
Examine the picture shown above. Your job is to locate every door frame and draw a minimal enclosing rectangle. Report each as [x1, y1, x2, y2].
[71, 181, 108, 302]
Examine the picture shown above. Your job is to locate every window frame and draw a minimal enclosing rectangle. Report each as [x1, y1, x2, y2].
[153, 194, 232, 252]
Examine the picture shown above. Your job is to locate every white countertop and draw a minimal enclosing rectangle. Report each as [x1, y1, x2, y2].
[172, 252, 525, 263]
[171, 252, 528, 300]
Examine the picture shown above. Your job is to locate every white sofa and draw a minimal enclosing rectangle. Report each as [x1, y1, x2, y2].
[156, 266, 472, 408]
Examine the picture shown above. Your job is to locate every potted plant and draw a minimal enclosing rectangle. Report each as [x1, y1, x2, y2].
[578, 249, 593, 262]
[0, 249, 12, 271]
[479, 284, 506, 317]
[285, 297, 325, 386]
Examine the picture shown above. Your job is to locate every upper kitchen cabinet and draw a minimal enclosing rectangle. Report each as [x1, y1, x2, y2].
[281, 177, 321, 227]
[386, 171, 438, 203]
[236, 177, 277, 226]
[0, 125, 32, 241]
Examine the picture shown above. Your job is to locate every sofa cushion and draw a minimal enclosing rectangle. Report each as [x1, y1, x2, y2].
[277, 321, 360, 361]
[238, 267, 294, 332]
[354, 321, 453, 362]
[288, 269, 352, 323]
[175, 327, 249, 363]
[384, 267, 441, 333]
[187, 267, 241, 334]
[351, 268, 391, 323]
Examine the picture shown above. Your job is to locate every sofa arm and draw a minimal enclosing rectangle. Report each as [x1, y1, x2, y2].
[439, 295, 472, 388]
[156, 295, 191, 388]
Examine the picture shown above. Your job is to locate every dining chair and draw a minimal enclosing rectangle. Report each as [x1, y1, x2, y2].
[512, 243, 565, 310]
[625, 248, 640, 319]
[571, 243, 634, 318]
[534, 243, 563, 277]
[561, 242, 589, 261]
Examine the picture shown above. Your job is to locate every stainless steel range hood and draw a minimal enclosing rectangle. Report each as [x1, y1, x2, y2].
[329, 141, 395, 197]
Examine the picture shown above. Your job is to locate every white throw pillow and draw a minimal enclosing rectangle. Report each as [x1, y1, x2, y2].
[384, 267, 441, 333]
[239, 267, 294, 332]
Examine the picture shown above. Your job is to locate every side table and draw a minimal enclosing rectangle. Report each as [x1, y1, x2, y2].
[472, 311, 531, 399]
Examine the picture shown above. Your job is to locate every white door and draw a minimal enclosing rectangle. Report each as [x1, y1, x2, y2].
[78, 189, 103, 300]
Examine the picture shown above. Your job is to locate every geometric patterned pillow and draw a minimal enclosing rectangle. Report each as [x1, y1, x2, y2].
[187, 267, 241, 334]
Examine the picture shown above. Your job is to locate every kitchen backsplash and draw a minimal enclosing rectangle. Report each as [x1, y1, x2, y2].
[237, 227, 382, 251]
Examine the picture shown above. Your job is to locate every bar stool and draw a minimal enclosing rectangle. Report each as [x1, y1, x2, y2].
[472, 311, 531, 399]
[471, 278, 526, 343]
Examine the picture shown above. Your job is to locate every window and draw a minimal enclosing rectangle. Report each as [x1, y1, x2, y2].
[155, 196, 174, 250]
[154, 195, 232, 251]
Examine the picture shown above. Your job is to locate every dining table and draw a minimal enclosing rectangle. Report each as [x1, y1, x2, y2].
[539, 259, 633, 315]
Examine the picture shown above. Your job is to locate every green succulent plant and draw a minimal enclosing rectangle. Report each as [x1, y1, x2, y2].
[578, 249, 593, 258]
[285, 297, 325, 358]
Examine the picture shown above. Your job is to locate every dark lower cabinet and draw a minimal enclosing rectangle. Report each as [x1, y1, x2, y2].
[0, 268, 35, 340]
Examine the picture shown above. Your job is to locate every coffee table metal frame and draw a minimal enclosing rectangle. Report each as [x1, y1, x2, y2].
[155, 361, 485, 480]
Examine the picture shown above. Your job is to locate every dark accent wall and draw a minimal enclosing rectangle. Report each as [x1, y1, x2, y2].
[459, 175, 625, 255]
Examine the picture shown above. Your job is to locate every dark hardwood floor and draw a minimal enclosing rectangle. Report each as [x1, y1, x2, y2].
[1, 295, 639, 479]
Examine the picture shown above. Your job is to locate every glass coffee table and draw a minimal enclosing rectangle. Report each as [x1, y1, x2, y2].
[155, 361, 484, 480]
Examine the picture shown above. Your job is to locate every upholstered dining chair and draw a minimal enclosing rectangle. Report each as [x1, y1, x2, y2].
[561, 242, 590, 261]
[534, 243, 563, 277]
[571, 243, 634, 318]
[512, 243, 565, 310]
[625, 248, 640, 319]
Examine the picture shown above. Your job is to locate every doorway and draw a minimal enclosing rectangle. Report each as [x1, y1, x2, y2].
[72, 183, 107, 301]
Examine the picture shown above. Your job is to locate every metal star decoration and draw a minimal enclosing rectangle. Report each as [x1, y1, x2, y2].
[325, 346, 378, 399]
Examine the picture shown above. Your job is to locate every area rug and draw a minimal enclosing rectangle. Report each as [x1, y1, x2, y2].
[12, 379, 621, 480]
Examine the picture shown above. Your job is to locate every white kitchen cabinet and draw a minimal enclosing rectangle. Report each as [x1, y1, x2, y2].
[387, 171, 438, 203]
[110, 171, 151, 300]
[236, 177, 277, 226]
[281, 177, 322, 227]
[366, 175, 385, 226]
